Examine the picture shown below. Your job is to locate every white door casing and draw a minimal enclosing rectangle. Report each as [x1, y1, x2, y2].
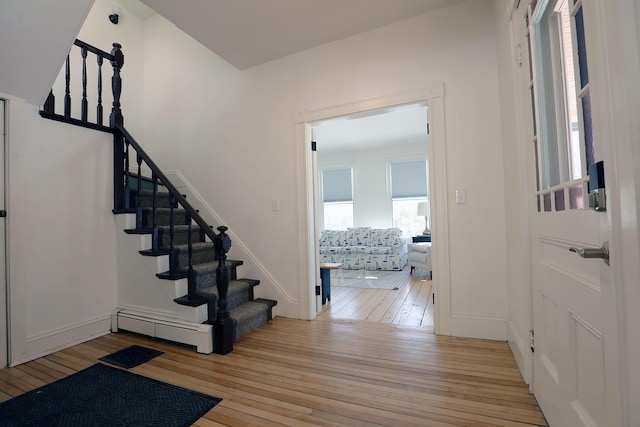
[0, 99, 6, 368]
[309, 127, 322, 314]
[296, 84, 450, 325]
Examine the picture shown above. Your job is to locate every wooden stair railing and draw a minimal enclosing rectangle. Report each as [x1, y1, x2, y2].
[40, 40, 235, 354]
[40, 40, 122, 132]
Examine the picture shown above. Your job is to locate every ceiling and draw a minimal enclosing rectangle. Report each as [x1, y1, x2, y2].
[0, 0, 95, 105]
[125, 0, 444, 151]
[138, 0, 465, 69]
[313, 104, 428, 153]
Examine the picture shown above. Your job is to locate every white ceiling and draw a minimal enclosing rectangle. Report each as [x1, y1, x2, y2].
[0, 0, 95, 105]
[125, 0, 448, 151]
[139, 0, 465, 69]
[313, 104, 428, 153]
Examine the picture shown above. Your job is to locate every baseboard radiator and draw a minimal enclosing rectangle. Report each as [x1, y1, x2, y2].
[111, 308, 213, 354]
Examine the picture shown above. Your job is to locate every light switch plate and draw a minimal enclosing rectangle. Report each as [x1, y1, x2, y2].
[455, 189, 467, 204]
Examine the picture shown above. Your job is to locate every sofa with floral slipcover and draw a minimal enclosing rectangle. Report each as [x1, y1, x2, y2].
[319, 227, 408, 270]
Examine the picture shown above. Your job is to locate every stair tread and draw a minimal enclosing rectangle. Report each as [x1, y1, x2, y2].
[230, 301, 269, 321]
[196, 280, 251, 296]
[189, 259, 243, 271]
[155, 259, 244, 280]
[171, 241, 213, 251]
[254, 297, 278, 308]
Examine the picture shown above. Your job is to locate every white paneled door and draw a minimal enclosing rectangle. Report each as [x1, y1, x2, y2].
[513, 0, 635, 425]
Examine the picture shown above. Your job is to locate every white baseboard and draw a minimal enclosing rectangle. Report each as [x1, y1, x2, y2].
[14, 315, 112, 366]
[113, 306, 213, 354]
[449, 313, 508, 341]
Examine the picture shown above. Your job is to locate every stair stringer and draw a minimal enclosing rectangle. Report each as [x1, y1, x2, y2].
[113, 213, 212, 353]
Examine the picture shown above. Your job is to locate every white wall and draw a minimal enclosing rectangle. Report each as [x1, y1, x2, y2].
[4, 0, 147, 365]
[7, 102, 117, 364]
[142, 0, 510, 336]
[317, 141, 427, 229]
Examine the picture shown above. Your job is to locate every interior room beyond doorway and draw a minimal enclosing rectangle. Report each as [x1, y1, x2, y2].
[312, 102, 432, 328]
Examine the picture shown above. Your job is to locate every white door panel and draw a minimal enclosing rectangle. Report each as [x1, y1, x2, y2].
[511, 0, 621, 425]
[533, 213, 605, 426]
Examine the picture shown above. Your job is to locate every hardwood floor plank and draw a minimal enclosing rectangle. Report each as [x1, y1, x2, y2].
[0, 319, 547, 426]
[350, 289, 391, 321]
[192, 417, 228, 427]
[0, 267, 547, 426]
[365, 286, 407, 322]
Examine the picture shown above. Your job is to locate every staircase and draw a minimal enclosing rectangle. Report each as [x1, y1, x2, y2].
[39, 40, 277, 355]
[112, 176, 277, 355]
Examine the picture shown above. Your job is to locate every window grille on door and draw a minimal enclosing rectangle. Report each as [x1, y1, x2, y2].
[525, 0, 593, 212]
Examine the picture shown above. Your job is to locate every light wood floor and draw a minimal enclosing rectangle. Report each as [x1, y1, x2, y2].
[317, 268, 434, 329]
[0, 314, 547, 426]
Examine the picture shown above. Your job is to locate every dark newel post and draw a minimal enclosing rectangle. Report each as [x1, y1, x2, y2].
[110, 43, 125, 210]
[109, 43, 124, 127]
[214, 226, 234, 354]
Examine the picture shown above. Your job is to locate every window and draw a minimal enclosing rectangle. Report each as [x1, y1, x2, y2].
[321, 168, 353, 230]
[528, 0, 591, 211]
[390, 160, 428, 236]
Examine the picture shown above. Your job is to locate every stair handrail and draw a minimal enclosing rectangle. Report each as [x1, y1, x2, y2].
[114, 123, 235, 353]
[41, 39, 122, 131]
[114, 124, 219, 243]
[41, 39, 236, 353]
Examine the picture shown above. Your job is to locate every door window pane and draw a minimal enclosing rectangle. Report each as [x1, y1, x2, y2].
[581, 92, 594, 168]
[528, 0, 593, 210]
[569, 184, 584, 209]
[554, 189, 566, 211]
[574, 6, 589, 88]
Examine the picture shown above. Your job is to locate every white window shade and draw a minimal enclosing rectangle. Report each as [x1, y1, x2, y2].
[391, 160, 427, 198]
[322, 168, 353, 202]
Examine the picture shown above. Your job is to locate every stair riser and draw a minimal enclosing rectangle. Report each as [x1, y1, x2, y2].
[194, 270, 246, 292]
[197, 286, 252, 323]
[197, 282, 252, 312]
[234, 309, 268, 340]
[158, 228, 204, 247]
[132, 192, 177, 209]
[174, 246, 216, 269]
[140, 209, 190, 228]
[200, 297, 273, 340]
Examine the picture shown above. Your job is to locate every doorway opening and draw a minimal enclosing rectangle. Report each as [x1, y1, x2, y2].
[297, 83, 451, 334]
[312, 104, 433, 328]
